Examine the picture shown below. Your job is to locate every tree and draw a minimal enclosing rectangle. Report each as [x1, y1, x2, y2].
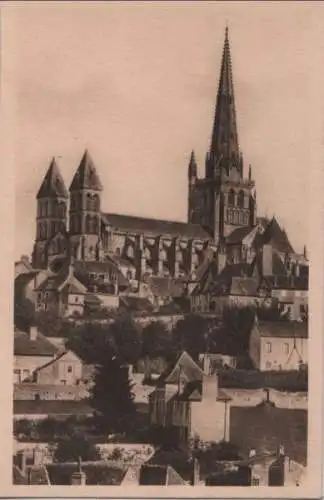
[172, 314, 209, 361]
[66, 322, 115, 365]
[14, 419, 34, 439]
[14, 298, 35, 331]
[256, 298, 290, 322]
[90, 352, 136, 434]
[142, 321, 172, 359]
[110, 312, 142, 364]
[222, 305, 256, 355]
[54, 432, 101, 463]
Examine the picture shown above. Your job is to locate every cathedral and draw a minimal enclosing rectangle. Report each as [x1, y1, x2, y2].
[28, 28, 307, 313]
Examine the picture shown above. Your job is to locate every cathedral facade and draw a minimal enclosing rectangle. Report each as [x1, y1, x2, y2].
[31, 28, 304, 299]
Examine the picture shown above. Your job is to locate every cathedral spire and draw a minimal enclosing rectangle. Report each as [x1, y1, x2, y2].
[188, 150, 197, 180]
[210, 26, 240, 167]
[37, 157, 68, 199]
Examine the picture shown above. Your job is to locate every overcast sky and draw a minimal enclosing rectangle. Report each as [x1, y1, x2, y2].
[8, 2, 321, 259]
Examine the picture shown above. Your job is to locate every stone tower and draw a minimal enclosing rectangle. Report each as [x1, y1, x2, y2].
[188, 27, 256, 244]
[32, 157, 68, 269]
[69, 149, 103, 261]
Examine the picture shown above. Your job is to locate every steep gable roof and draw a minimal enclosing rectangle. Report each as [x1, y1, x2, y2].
[163, 351, 203, 384]
[261, 217, 295, 254]
[69, 150, 103, 191]
[37, 158, 68, 199]
[14, 329, 58, 357]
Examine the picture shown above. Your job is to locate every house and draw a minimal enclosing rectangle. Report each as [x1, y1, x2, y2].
[249, 321, 308, 371]
[149, 351, 231, 444]
[14, 327, 58, 383]
[35, 265, 87, 317]
[229, 400, 307, 485]
[33, 350, 83, 386]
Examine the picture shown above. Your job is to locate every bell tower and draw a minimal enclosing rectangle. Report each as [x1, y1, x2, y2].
[32, 157, 68, 269]
[188, 27, 256, 244]
[69, 150, 103, 261]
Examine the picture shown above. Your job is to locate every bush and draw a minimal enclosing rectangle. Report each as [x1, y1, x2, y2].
[54, 433, 102, 463]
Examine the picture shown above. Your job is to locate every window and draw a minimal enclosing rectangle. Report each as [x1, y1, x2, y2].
[22, 369, 30, 380]
[126, 270, 133, 281]
[265, 361, 272, 369]
[238, 190, 245, 208]
[67, 366, 73, 373]
[265, 342, 272, 353]
[14, 369, 21, 384]
[228, 189, 235, 206]
[284, 342, 289, 354]
[61, 380, 67, 385]
[75, 296, 79, 303]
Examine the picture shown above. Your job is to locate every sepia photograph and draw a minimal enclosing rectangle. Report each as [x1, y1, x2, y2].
[6, 1, 323, 496]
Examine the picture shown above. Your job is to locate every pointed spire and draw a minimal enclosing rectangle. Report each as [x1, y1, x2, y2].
[188, 150, 197, 180]
[36, 157, 68, 199]
[210, 26, 240, 167]
[69, 149, 103, 192]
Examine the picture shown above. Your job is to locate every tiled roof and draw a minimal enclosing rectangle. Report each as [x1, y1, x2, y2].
[120, 295, 154, 312]
[139, 464, 186, 485]
[219, 369, 308, 392]
[229, 404, 307, 466]
[101, 213, 211, 240]
[148, 276, 186, 298]
[69, 150, 103, 191]
[14, 330, 58, 357]
[257, 321, 308, 339]
[74, 260, 129, 289]
[163, 351, 203, 384]
[226, 226, 254, 244]
[13, 399, 93, 416]
[37, 158, 68, 199]
[46, 462, 126, 485]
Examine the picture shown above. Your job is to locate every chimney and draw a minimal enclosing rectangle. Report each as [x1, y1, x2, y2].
[29, 326, 38, 341]
[262, 245, 273, 276]
[191, 458, 200, 486]
[202, 370, 219, 400]
[202, 353, 211, 376]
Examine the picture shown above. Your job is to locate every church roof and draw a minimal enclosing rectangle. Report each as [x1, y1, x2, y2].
[69, 150, 103, 191]
[36, 158, 68, 199]
[101, 213, 210, 240]
[261, 217, 295, 254]
[226, 226, 254, 244]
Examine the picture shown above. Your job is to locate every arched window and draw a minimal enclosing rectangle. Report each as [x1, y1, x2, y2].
[238, 190, 245, 208]
[77, 192, 83, 210]
[92, 194, 100, 211]
[86, 193, 92, 211]
[44, 201, 48, 217]
[92, 216, 99, 234]
[144, 248, 151, 260]
[228, 189, 235, 206]
[160, 249, 167, 261]
[70, 196, 75, 211]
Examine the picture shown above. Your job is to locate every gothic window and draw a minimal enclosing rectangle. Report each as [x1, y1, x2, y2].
[70, 196, 75, 211]
[93, 216, 99, 234]
[86, 193, 92, 211]
[228, 189, 235, 206]
[78, 192, 83, 210]
[44, 201, 48, 217]
[238, 190, 244, 208]
[92, 194, 100, 211]
[160, 249, 167, 261]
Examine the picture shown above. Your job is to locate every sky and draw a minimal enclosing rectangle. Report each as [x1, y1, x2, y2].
[7, 2, 321, 258]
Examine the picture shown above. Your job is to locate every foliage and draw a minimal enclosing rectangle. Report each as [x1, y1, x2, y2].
[192, 440, 242, 477]
[90, 352, 136, 434]
[142, 321, 172, 359]
[172, 314, 209, 360]
[110, 312, 142, 364]
[221, 305, 256, 355]
[256, 299, 290, 322]
[54, 432, 102, 463]
[14, 298, 36, 331]
[13, 418, 35, 439]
